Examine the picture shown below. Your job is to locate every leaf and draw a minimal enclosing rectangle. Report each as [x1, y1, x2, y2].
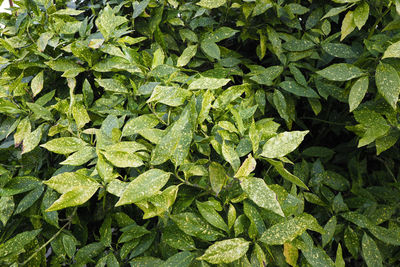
[322, 5, 350, 19]
[267, 159, 309, 190]
[189, 77, 230, 90]
[96, 5, 128, 40]
[197, 238, 250, 264]
[235, 154, 256, 178]
[261, 131, 309, 158]
[375, 62, 400, 109]
[317, 63, 364, 81]
[62, 235, 77, 258]
[72, 103, 90, 129]
[177, 45, 198, 67]
[197, 0, 226, 9]
[282, 40, 315, 52]
[95, 78, 129, 93]
[151, 102, 195, 166]
[362, 233, 383, 267]
[41, 137, 88, 154]
[60, 146, 97, 166]
[201, 40, 220, 59]
[101, 150, 144, 168]
[250, 66, 283, 86]
[383, 40, 400, 59]
[22, 125, 43, 154]
[133, 0, 151, 19]
[122, 114, 159, 137]
[147, 86, 191, 107]
[205, 27, 239, 43]
[31, 71, 44, 97]
[171, 212, 222, 241]
[349, 76, 369, 111]
[209, 162, 226, 195]
[196, 201, 229, 232]
[335, 244, 345, 267]
[341, 11, 356, 41]
[0, 229, 41, 257]
[322, 216, 337, 247]
[260, 213, 323, 245]
[279, 81, 319, 98]
[44, 172, 100, 211]
[26, 102, 53, 121]
[115, 169, 170, 206]
[354, 2, 369, 30]
[322, 43, 357, 58]
[161, 251, 194, 267]
[14, 185, 44, 214]
[162, 226, 196, 251]
[241, 177, 284, 217]
[221, 141, 240, 172]
[0, 196, 14, 225]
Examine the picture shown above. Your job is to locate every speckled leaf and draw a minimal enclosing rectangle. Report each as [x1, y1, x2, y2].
[0, 229, 41, 257]
[209, 162, 226, 195]
[322, 216, 337, 247]
[161, 251, 194, 267]
[280, 81, 319, 98]
[335, 244, 345, 267]
[241, 177, 284, 217]
[322, 43, 357, 58]
[341, 212, 373, 228]
[322, 5, 350, 19]
[197, 238, 250, 264]
[250, 66, 283, 86]
[197, 0, 226, 9]
[31, 71, 44, 97]
[177, 45, 198, 67]
[341, 11, 356, 41]
[295, 235, 335, 267]
[349, 76, 369, 111]
[200, 41, 220, 60]
[151, 103, 194, 166]
[102, 150, 144, 168]
[197, 201, 229, 232]
[72, 103, 90, 129]
[375, 62, 400, 109]
[362, 233, 382, 267]
[62, 235, 77, 258]
[369, 225, 400, 245]
[344, 227, 359, 258]
[96, 5, 128, 40]
[41, 137, 88, 154]
[260, 213, 323, 245]
[60, 146, 96, 166]
[261, 131, 309, 158]
[96, 78, 128, 93]
[14, 185, 44, 214]
[317, 63, 364, 81]
[221, 141, 240, 172]
[122, 114, 159, 137]
[26, 102, 53, 121]
[383, 41, 400, 59]
[0, 196, 14, 225]
[147, 86, 191, 107]
[354, 1, 369, 29]
[22, 125, 43, 154]
[44, 172, 100, 211]
[198, 90, 214, 124]
[163, 226, 196, 251]
[115, 169, 170, 206]
[267, 159, 309, 189]
[14, 117, 31, 146]
[284, 242, 298, 267]
[133, 0, 151, 19]
[189, 77, 230, 90]
[282, 40, 315, 52]
[235, 154, 256, 178]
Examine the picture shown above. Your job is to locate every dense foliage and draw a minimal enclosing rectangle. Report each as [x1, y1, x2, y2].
[0, 0, 400, 266]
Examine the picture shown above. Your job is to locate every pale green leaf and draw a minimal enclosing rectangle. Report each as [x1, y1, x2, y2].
[349, 76, 369, 111]
[177, 45, 198, 67]
[60, 146, 96, 166]
[234, 154, 256, 178]
[383, 41, 400, 59]
[261, 131, 309, 158]
[209, 162, 226, 195]
[197, 0, 226, 9]
[341, 11, 356, 41]
[316, 63, 364, 81]
[354, 2, 369, 30]
[200, 41, 220, 60]
[41, 137, 88, 154]
[31, 71, 44, 97]
[197, 238, 250, 264]
[96, 78, 129, 93]
[189, 77, 230, 90]
[122, 114, 159, 137]
[196, 201, 229, 232]
[362, 233, 383, 267]
[376, 62, 400, 109]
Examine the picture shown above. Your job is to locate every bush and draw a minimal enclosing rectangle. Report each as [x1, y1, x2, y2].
[0, 0, 400, 266]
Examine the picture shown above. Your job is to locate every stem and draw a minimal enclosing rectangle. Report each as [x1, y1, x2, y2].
[367, 2, 392, 40]
[20, 222, 70, 266]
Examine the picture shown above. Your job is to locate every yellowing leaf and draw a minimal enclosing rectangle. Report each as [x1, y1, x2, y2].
[349, 76, 369, 111]
[341, 11, 356, 41]
[354, 2, 369, 30]
[197, 0, 226, 9]
[382, 40, 400, 59]
[197, 238, 250, 264]
[31, 71, 44, 97]
[261, 131, 309, 158]
[177, 45, 198, 67]
[188, 77, 230, 90]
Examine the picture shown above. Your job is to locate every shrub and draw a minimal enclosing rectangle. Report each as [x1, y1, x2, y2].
[0, 0, 400, 266]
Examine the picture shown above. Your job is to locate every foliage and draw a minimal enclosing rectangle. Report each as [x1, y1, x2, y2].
[0, 0, 400, 266]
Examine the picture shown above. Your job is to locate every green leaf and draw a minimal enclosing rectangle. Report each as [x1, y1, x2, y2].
[197, 238, 250, 264]
[95, 78, 129, 94]
[260, 213, 323, 245]
[72, 103, 90, 129]
[26, 102, 53, 121]
[96, 5, 128, 40]
[204, 27, 239, 43]
[341, 11, 356, 41]
[133, 0, 151, 19]
[62, 235, 77, 258]
[354, 2, 369, 30]
[349, 76, 369, 111]
[201, 41, 220, 59]
[161, 251, 194, 267]
[235, 154, 256, 178]
[322, 43, 357, 58]
[177, 45, 198, 67]
[196, 201, 229, 232]
[317, 63, 364, 81]
[322, 216, 337, 247]
[22, 125, 43, 154]
[122, 114, 159, 137]
[250, 66, 283, 86]
[171, 212, 222, 241]
[41, 137, 88, 154]
[44, 182, 99, 212]
[261, 131, 309, 158]
[197, 0, 226, 9]
[162, 226, 196, 251]
[0, 196, 14, 225]
[31, 71, 44, 97]
[282, 40, 315, 52]
[147, 86, 191, 107]
[335, 244, 345, 267]
[0, 229, 41, 257]
[221, 141, 240, 172]
[279, 81, 319, 98]
[382, 40, 400, 59]
[14, 185, 44, 214]
[151, 102, 195, 166]
[375, 62, 400, 109]
[189, 77, 230, 90]
[60, 146, 97, 166]
[241, 177, 284, 217]
[362, 233, 383, 267]
[115, 169, 170, 206]
[322, 5, 351, 19]
[209, 162, 226, 195]
[267, 159, 309, 190]
[102, 150, 144, 168]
